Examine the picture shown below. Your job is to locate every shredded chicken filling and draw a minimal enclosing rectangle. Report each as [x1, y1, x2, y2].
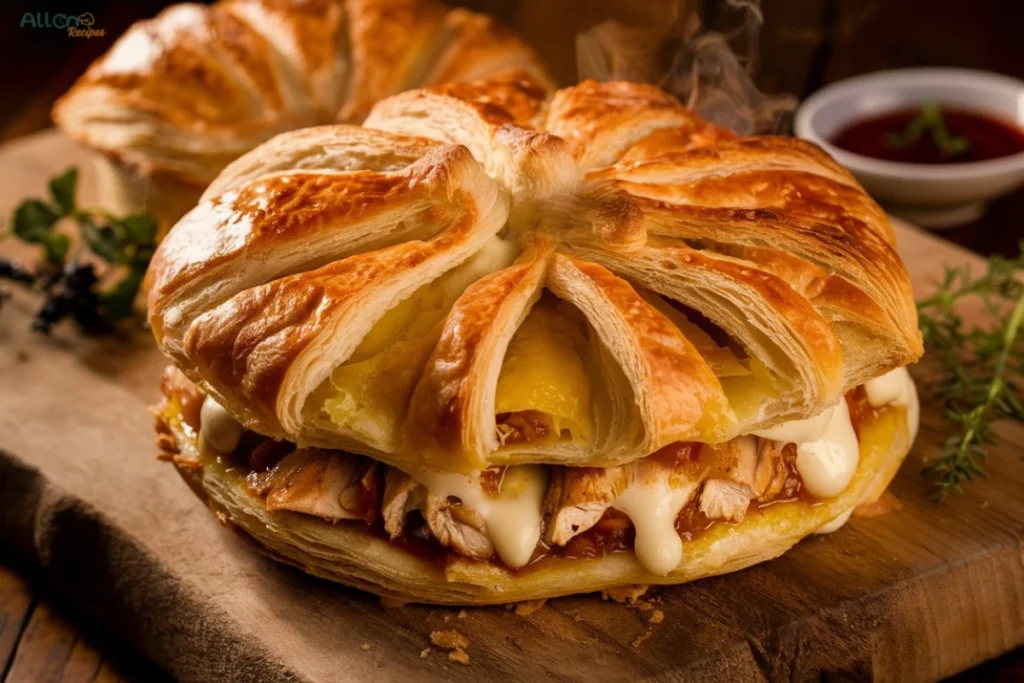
[161, 368, 881, 575]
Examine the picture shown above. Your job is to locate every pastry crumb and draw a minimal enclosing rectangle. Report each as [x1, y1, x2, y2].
[648, 609, 664, 625]
[514, 598, 546, 616]
[448, 647, 470, 665]
[632, 629, 653, 648]
[457, 610, 467, 619]
[602, 585, 650, 603]
[360, 643, 371, 652]
[430, 629, 469, 650]
[634, 600, 654, 613]
[572, 610, 584, 622]
[419, 648, 431, 659]
[443, 614, 451, 623]
[854, 491, 903, 518]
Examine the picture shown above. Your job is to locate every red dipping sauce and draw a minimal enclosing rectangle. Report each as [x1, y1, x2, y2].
[831, 107, 1024, 164]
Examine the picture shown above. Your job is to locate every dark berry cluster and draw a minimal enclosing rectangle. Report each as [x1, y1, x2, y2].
[0, 260, 109, 334]
[2, 167, 156, 335]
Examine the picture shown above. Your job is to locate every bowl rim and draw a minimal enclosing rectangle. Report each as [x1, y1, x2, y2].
[794, 67, 1024, 181]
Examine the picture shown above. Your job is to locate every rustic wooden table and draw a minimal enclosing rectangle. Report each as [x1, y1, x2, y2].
[2, 555, 1021, 683]
[1, 146, 1022, 682]
[1, 555, 1021, 683]
[0, 0, 1022, 672]
[0, 558, 170, 683]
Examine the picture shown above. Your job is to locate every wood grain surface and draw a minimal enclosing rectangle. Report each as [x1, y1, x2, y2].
[0, 131, 1022, 683]
[0, 566, 33, 678]
[0, 561, 169, 683]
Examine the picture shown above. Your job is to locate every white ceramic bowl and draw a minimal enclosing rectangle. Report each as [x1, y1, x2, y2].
[795, 68, 1024, 228]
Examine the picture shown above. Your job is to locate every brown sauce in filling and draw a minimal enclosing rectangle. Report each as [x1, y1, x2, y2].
[209, 429, 817, 570]
[382, 511, 450, 566]
[348, 461, 384, 525]
[527, 510, 635, 565]
[496, 410, 553, 444]
[648, 440, 702, 471]
[845, 386, 875, 439]
[479, 466, 507, 497]
[237, 434, 291, 472]
[674, 502, 716, 541]
[773, 442, 807, 504]
[160, 366, 203, 434]
[165, 370, 861, 573]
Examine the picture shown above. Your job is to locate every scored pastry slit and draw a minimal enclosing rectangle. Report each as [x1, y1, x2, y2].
[635, 285, 782, 426]
[585, 234, 841, 427]
[663, 236, 911, 388]
[493, 292, 595, 448]
[311, 235, 519, 450]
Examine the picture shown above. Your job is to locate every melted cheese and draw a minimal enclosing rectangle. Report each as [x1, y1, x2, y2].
[814, 508, 853, 535]
[351, 236, 518, 362]
[754, 399, 859, 498]
[326, 237, 517, 439]
[200, 396, 245, 453]
[413, 465, 548, 568]
[416, 460, 695, 574]
[718, 356, 778, 425]
[494, 299, 593, 442]
[864, 366, 919, 442]
[612, 478, 693, 575]
[324, 335, 436, 444]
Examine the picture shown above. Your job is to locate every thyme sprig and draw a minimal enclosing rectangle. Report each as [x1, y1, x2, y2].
[917, 244, 1024, 499]
[0, 168, 156, 333]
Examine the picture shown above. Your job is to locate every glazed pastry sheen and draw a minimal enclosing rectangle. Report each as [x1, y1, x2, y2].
[148, 77, 923, 473]
[52, 0, 551, 187]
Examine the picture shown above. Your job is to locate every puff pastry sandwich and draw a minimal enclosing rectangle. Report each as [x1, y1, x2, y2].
[52, 0, 550, 235]
[151, 77, 923, 605]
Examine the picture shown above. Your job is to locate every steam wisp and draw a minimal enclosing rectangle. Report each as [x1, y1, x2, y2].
[576, 0, 796, 136]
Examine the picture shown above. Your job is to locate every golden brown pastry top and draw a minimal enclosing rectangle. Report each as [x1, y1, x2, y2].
[148, 77, 922, 473]
[51, 0, 551, 185]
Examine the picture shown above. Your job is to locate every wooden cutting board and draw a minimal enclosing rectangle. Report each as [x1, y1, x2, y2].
[1, 131, 1022, 683]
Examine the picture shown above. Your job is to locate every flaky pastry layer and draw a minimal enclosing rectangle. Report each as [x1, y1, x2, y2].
[159, 392, 911, 605]
[148, 78, 922, 472]
[52, 0, 552, 187]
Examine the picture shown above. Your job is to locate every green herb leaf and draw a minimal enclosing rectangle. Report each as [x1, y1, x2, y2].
[888, 102, 971, 157]
[917, 243, 1024, 499]
[888, 104, 939, 148]
[101, 269, 143, 320]
[13, 199, 59, 241]
[47, 233, 71, 263]
[120, 213, 157, 245]
[48, 168, 78, 216]
[12, 199, 66, 263]
[79, 219, 125, 265]
[3, 167, 157, 335]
